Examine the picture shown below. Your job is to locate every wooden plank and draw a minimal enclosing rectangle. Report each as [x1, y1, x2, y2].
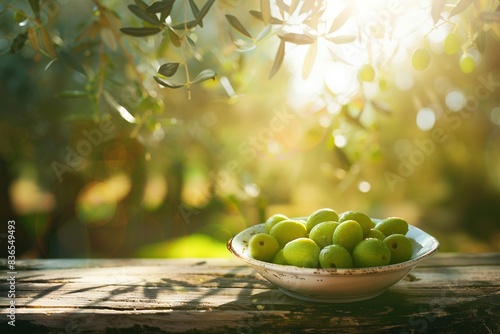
[0, 254, 498, 333]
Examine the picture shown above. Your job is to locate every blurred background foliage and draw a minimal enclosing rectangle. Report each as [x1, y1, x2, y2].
[1, 0, 499, 258]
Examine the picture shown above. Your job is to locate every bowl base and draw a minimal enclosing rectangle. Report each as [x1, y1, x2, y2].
[278, 287, 386, 303]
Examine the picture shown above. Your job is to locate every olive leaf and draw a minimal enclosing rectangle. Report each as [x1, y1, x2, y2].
[249, 10, 284, 24]
[325, 35, 357, 44]
[28, 0, 40, 18]
[171, 20, 198, 30]
[10, 32, 28, 54]
[168, 28, 181, 47]
[260, 0, 271, 25]
[158, 62, 180, 77]
[327, 47, 352, 66]
[59, 49, 86, 75]
[475, 30, 486, 54]
[127, 5, 161, 26]
[431, 0, 446, 24]
[269, 39, 285, 79]
[134, 0, 149, 11]
[154, 76, 185, 88]
[277, 32, 315, 45]
[147, 0, 175, 14]
[191, 69, 217, 84]
[27, 27, 40, 52]
[172, 0, 215, 29]
[302, 42, 317, 80]
[449, 0, 474, 18]
[159, 0, 175, 23]
[195, 0, 215, 27]
[189, 0, 202, 27]
[256, 25, 272, 42]
[186, 34, 196, 47]
[120, 27, 162, 37]
[226, 15, 252, 39]
[103, 91, 137, 123]
[40, 27, 57, 58]
[328, 3, 354, 34]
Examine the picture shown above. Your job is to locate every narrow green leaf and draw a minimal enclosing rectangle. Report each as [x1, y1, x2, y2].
[40, 27, 57, 59]
[103, 91, 137, 123]
[194, 0, 215, 26]
[59, 49, 86, 75]
[328, 3, 354, 34]
[120, 27, 162, 37]
[277, 32, 315, 45]
[327, 47, 352, 66]
[249, 10, 284, 24]
[55, 90, 91, 98]
[189, 0, 201, 27]
[28, 0, 40, 18]
[158, 62, 180, 77]
[275, 0, 289, 14]
[134, 0, 149, 11]
[334, 146, 351, 170]
[44, 58, 57, 71]
[147, 0, 174, 13]
[154, 76, 185, 88]
[128, 5, 161, 26]
[325, 35, 357, 44]
[431, 0, 447, 24]
[191, 69, 217, 84]
[186, 34, 196, 47]
[158, 0, 176, 22]
[10, 32, 28, 53]
[27, 27, 40, 52]
[260, 0, 271, 25]
[476, 30, 486, 54]
[256, 25, 272, 42]
[168, 28, 181, 47]
[302, 42, 317, 80]
[171, 20, 198, 30]
[449, 0, 474, 18]
[269, 40, 285, 79]
[225, 15, 253, 39]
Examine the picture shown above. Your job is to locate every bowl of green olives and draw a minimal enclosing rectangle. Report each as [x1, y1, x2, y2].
[227, 208, 439, 303]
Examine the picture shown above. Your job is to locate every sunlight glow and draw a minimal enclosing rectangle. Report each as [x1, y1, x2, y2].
[285, 0, 434, 107]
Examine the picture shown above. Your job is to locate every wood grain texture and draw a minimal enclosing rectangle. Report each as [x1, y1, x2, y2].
[0, 254, 499, 333]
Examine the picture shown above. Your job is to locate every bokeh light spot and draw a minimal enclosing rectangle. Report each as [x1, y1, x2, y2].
[416, 107, 435, 131]
[445, 90, 466, 111]
[490, 107, 500, 125]
[358, 181, 371, 193]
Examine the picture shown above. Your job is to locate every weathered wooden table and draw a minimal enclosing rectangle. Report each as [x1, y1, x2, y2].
[1, 253, 499, 333]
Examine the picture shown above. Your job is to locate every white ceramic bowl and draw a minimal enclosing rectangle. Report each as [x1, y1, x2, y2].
[227, 219, 439, 303]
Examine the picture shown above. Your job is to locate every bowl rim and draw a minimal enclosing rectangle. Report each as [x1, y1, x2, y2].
[227, 219, 439, 275]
